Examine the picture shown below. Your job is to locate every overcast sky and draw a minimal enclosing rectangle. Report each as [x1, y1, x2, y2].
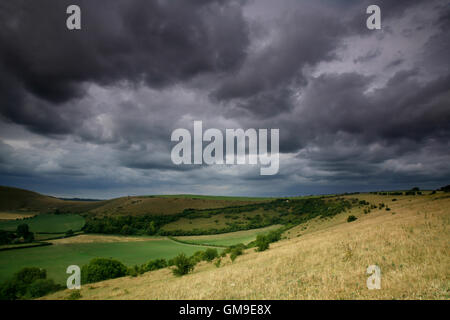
[0, 0, 449, 198]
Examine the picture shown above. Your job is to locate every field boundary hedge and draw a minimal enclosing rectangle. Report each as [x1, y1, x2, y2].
[168, 236, 227, 248]
[36, 231, 83, 241]
[0, 241, 52, 252]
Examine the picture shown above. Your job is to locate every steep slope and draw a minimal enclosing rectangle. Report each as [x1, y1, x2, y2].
[44, 192, 449, 299]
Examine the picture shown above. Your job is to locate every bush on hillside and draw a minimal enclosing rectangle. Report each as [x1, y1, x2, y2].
[191, 250, 207, 264]
[172, 253, 195, 276]
[25, 279, 61, 299]
[203, 248, 219, 262]
[347, 215, 357, 223]
[144, 259, 167, 272]
[255, 235, 269, 252]
[228, 244, 245, 262]
[230, 251, 240, 262]
[14, 267, 46, 285]
[0, 280, 19, 300]
[0, 267, 59, 300]
[81, 258, 128, 284]
[65, 290, 82, 300]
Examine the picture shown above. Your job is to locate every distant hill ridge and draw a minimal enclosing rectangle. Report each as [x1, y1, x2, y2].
[0, 186, 265, 216]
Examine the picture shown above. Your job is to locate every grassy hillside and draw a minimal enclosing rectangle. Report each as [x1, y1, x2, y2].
[0, 186, 104, 214]
[0, 186, 268, 217]
[86, 196, 267, 217]
[44, 192, 449, 299]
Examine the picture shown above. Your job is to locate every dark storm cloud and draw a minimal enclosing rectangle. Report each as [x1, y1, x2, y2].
[213, 4, 348, 117]
[246, 67, 450, 155]
[0, 0, 249, 134]
[0, 0, 449, 197]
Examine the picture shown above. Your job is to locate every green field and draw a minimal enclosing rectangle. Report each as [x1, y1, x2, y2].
[0, 239, 215, 284]
[174, 225, 283, 246]
[0, 214, 85, 233]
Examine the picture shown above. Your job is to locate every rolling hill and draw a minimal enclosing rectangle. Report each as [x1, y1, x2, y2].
[43, 191, 449, 300]
[0, 186, 103, 214]
[0, 186, 268, 217]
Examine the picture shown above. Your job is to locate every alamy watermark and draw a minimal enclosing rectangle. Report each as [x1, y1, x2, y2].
[170, 121, 279, 175]
[66, 4, 381, 31]
[66, 265, 81, 289]
[366, 265, 381, 289]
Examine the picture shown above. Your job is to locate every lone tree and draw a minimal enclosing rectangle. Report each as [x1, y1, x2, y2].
[16, 224, 29, 238]
[16, 224, 34, 243]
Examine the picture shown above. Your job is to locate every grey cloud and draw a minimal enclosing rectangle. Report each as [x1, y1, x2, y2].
[0, 0, 449, 197]
[0, 0, 249, 134]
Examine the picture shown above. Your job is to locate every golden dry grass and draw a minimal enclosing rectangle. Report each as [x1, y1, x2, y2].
[0, 212, 36, 220]
[43, 193, 449, 300]
[48, 234, 161, 245]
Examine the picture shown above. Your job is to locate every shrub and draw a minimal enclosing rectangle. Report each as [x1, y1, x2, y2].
[0, 280, 19, 300]
[347, 215, 357, 222]
[25, 279, 61, 299]
[255, 234, 270, 252]
[81, 258, 127, 284]
[214, 258, 221, 268]
[127, 267, 138, 277]
[16, 224, 30, 238]
[255, 237, 269, 252]
[65, 290, 82, 300]
[0, 267, 57, 300]
[144, 259, 167, 272]
[191, 250, 206, 264]
[172, 253, 195, 276]
[229, 245, 244, 262]
[16, 224, 34, 243]
[0, 230, 15, 245]
[203, 248, 219, 262]
[265, 230, 282, 243]
[14, 267, 46, 285]
[230, 251, 239, 262]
